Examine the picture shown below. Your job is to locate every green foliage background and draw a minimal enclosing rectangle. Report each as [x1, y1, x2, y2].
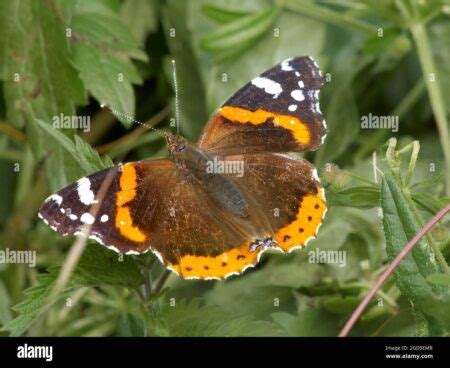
[0, 0, 449, 337]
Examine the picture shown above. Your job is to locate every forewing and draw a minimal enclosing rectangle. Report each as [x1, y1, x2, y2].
[198, 56, 327, 155]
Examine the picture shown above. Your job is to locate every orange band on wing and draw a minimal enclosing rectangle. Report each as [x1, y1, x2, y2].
[115, 163, 147, 242]
[117, 163, 137, 206]
[167, 189, 326, 279]
[219, 106, 311, 144]
[115, 207, 146, 242]
[168, 241, 264, 279]
[274, 188, 326, 252]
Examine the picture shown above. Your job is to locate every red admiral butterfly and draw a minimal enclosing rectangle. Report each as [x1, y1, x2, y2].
[39, 56, 327, 279]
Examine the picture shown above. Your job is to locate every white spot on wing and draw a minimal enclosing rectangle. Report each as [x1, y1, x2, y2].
[315, 102, 321, 114]
[80, 213, 95, 224]
[308, 56, 319, 68]
[100, 214, 109, 223]
[298, 80, 304, 88]
[312, 168, 320, 182]
[125, 250, 140, 256]
[89, 234, 104, 245]
[45, 194, 63, 206]
[291, 90, 305, 101]
[251, 77, 282, 98]
[281, 58, 294, 71]
[288, 104, 297, 112]
[77, 178, 97, 205]
[105, 244, 121, 253]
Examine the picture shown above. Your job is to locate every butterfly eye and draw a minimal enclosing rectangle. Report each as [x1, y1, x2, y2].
[177, 143, 186, 151]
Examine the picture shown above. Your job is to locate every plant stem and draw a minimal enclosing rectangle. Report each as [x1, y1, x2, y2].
[142, 265, 152, 338]
[405, 141, 420, 186]
[339, 203, 450, 337]
[344, 170, 379, 186]
[409, 22, 450, 195]
[0, 122, 27, 141]
[142, 257, 156, 300]
[143, 268, 152, 300]
[0, 149, 24, 162]
[386, 138, 403, 184]
[153, 270, 171, 295]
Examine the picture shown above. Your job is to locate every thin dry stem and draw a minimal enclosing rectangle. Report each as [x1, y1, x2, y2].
[339, 203, 450, 337]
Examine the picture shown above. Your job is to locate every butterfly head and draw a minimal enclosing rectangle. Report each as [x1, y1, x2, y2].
[164, 131, 187, 154]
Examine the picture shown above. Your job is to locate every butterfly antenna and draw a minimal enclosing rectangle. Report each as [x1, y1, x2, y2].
[171, 59, 180, 136]
[100, 103, 167, 138]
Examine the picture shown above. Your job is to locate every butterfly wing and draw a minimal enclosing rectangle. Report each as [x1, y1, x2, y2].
[223, 153, 327, 252]
[39, 160, 274, 279]
[198, 56, 327, 155]
[39, 153, 325, 279]
[164, 152, 327, 278]
[38, 160, 174, 255]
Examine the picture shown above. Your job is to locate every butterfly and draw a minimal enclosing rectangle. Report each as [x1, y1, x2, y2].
[39, 56, 327, 280]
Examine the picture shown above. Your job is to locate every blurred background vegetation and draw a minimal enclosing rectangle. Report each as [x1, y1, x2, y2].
[0, 0, 449, 336]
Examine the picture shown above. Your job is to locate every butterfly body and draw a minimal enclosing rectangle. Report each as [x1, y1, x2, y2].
[166, 132, 249, 218]
[39, 56, 328, 279]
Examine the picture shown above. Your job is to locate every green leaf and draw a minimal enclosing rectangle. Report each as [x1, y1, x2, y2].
[33, 118, 112, 174]
[381, 173, 449, 335]
[200, 7, 280, 52]
[427, 274, 450, 286]
[363, 27, 411, 60]
[206, 284, 298, 321]
[201, 4, 251, 24]
[0, 0, 87, 191]
[0, 280, 12, 328]
[0, 0, 86, 126]
[3, 268, 71, 337]
[322, 295, 362, 315]
[382, 174, 443, 292]
[410, 171, 444, 189]
[326, 186, 380, 208]
[190, 2, 327, 114]
[271, 309, 340, 337]
[74, 135, 114, 170]
[72, 244, 144, 288]
[117, 313, 146, 337]
[148, 299, 285, 337]
[3, 245, 144, 336]
[121, 0, 158, 46]
[70, 0, 145, 126]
